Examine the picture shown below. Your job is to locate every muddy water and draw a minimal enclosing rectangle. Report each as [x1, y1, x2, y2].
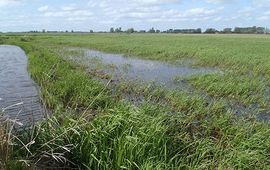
[71, 48, 218, 88]
[0, 45, 44, 126]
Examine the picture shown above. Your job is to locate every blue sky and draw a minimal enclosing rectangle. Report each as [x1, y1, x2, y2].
[0, 0, 270, 32]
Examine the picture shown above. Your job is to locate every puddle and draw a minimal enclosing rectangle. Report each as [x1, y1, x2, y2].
[67, 48, 219, 88]
[0, 45, 45, 126]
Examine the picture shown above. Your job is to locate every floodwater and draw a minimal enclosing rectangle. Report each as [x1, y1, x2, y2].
[69, 48, 218, 88]
[66, 48, 270, 121]
[0, 45, 44, 126]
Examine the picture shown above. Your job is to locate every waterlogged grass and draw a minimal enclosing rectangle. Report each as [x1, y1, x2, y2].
[15, 34, 270, 74]
[189, 73, 269, 108]
[21, 43, 112, 111]
[10, 34, 270, 109]
[1, 34, 270, 169]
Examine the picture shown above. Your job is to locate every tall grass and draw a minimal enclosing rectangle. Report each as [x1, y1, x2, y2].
[1, 35, 270, 169]
[0, 113, 9, 168]
[0, 111, 26, 169]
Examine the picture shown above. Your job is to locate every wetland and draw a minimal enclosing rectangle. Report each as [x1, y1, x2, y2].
[0, 34, 270, 169]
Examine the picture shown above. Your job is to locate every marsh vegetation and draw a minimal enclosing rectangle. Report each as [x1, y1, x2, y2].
[0, 34, 270, 169]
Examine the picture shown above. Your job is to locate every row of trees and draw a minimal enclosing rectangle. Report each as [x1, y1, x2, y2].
[28, 26, 269, 34]
[110, 27, 161, 33]
[108, 26, 269, 34]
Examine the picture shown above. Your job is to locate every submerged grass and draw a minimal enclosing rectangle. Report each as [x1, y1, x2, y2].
[1, 34, 270, 169]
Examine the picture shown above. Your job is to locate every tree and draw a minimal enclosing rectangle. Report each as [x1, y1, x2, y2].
[256, 27, 265, 34]
[167, 29, 173, 33]
[195, 28, 202, 33]
[148, 27, 155, 33]
[90, 30, 94, 33]
[156, 29, 161, 33]
[265, 27, 270, 34]
[126, 28, 135, 33]
[234, 27, 241, 33]
[223, 28, 232, 33]
[115, 27, 122, 33]
[234, 26, 257, 34]
[204, 28, 216, 34]
[251, 26, 256, 34]
[110, 27, 114, 33]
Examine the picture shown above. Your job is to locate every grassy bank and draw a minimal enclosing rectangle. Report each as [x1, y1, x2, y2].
[0, 34, 270, 169]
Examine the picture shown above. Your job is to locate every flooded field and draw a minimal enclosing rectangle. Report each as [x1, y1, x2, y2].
[66, 48, 219, 88]
[0, 45, 44, 126]
[63, 48, 270, 121]
[1, 34, 270, 169]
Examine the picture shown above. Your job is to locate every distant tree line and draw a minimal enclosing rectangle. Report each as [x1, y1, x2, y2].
[109, 27, 161, 33]
[26, 26, 270, 34]
[107, 26, 269, 34]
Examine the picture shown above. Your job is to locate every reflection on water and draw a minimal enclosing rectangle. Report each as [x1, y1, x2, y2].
[0, 45, 44, 126]
[70, 48, 219, 88]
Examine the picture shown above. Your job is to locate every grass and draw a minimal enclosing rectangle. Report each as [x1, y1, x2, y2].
[0, 113, 9, 168]
[0, 33, 270, 169]
[0, 111, 26, 169]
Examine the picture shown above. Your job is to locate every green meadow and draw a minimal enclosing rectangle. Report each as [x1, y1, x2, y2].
[1, 33, 270, 169]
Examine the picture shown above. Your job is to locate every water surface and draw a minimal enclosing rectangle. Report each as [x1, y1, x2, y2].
[0, 45, 44, 126]
[65, 48, 270, 121]
[69, 48, 219, 88]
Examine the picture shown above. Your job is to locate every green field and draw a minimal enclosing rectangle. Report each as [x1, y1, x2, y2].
[1, 33, 270, 169]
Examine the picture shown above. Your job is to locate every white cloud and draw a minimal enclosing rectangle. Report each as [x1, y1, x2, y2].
[186, 7, 223, 16]
[85, 0, 224, 24]
[257, 10, 270, 20]
[205, 0, 233, 4]
[88, 0, 181, 7]
[0, 0, 22, 7]
[265, 11, 270, 15]
[252, 0, 270, 7]
[253, 0, 270, 3]
[237, 7, 255, 17]
[1, 0, 270, 32]
[131, 0, 181, 5]
[38, 5, 49, 12]
[258, 15, 269, 20]
[39, 4, 93, 22]
[206, 0, 226, 3]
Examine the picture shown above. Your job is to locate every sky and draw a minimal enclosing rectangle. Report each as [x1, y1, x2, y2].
[0, 0, 270, 32]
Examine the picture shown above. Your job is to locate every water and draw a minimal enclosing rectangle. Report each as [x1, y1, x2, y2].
[67, 48, 270, 121]
[69, 48, 219, 88]
[0, 45, 45, 126]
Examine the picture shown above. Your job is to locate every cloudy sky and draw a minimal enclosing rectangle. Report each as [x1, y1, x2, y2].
[0, 0, 270, 32]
